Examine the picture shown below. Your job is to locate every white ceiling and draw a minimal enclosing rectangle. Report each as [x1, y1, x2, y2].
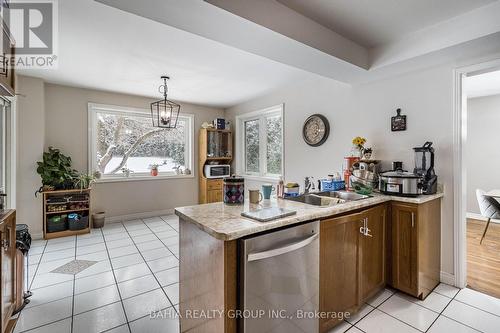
[465, 70, 500, 98]
[17, 0, 500, 108]
[17, 0, 320, 108]
[277, 0, 497, 47]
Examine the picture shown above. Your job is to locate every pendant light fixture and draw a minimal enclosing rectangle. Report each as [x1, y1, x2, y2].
[150, 75, 181, 129]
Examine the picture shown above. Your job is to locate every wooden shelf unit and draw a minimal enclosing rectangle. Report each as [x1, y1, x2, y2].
[42, 188, 92, 240]
[198, 128, 233, 204]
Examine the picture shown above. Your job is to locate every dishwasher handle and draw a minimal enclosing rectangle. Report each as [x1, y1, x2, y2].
[247, 233, 319, 262]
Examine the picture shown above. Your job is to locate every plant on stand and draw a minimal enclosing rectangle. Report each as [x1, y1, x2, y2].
[150, 163, 159, 176]
[36, 147, 78, 195]
[74, 173, 96, 191]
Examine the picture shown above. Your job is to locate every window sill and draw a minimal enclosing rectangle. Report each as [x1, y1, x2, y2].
[240, 174, 281, 182]
[94, 174, 194, 184]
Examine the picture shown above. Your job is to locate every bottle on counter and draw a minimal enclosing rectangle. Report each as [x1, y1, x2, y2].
[277, 176, 285, 198]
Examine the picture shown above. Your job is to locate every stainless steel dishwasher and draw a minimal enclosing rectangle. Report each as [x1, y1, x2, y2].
[240, 221, 319, 333]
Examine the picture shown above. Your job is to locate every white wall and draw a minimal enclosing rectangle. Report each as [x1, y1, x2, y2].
[16, 76, 45, 236]
[466, 94, 500, 215]
[16, 76, 224, 237]
[226, 65, 455, 275]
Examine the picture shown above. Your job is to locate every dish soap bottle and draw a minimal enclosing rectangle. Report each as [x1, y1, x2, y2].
[277, 177, 285, 198]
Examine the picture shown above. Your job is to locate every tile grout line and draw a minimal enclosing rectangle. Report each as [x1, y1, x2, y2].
[437, 290, 488, 333]
[144, 218, 179, 261]
[424, 290, 457, 333]
[71, 236, 77, 333]
[356, 290, 430, 333]
[122, 219, 179, 310]
[101, 224, 133, 333]
[27, 241, 48, 290]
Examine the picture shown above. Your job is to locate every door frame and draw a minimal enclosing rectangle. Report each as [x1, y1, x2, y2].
[453, 58, 500, 288]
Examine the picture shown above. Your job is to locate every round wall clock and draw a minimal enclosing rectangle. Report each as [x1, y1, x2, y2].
[302, 114, 330, 147]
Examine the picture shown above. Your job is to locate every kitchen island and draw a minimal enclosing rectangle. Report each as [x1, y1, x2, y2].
[175, 191, 443, 333]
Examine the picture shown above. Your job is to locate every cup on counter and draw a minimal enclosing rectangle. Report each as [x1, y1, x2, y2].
[262, 184, 275, 200]
[248, 190, 263, 204]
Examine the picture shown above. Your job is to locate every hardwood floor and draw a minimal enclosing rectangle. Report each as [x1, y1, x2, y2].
[467, 218, 500, 298]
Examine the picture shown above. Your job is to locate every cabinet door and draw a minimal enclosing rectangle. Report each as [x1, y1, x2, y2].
[207, 189, 222, 203]
[320, 212, 363, 331]
[391, 203, 418, 296]
[0, 26, 15, 96]
[359, 205, 387, 301]
[1, 217, 15, 332]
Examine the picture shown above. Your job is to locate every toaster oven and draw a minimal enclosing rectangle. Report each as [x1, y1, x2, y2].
[204, 164, 230, 179]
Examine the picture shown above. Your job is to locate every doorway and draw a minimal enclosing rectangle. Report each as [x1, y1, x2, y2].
[454, 60, 500, 298]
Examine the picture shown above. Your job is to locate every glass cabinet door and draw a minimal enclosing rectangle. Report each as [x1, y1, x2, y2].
[207, 131, 232, 158]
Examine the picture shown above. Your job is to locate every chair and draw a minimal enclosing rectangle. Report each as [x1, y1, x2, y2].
[476, 189, 500, 244]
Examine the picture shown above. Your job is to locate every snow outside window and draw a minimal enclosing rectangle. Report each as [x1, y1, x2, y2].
[88, 103, 193, 180]
[236, 104, 283, 179]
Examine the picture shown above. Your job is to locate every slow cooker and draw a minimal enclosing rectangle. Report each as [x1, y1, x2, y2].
[379, 171, 421, 197]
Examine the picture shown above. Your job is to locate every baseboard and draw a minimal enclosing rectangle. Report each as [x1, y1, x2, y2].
[105, 209, 175, 223]
[466, 212, 500, 224]
[31, 232, 44, 240]
[440, 271, 456, 286]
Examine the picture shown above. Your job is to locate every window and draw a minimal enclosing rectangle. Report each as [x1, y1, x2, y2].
[236, 104, 283, 178]
[88, 103, 193, 180]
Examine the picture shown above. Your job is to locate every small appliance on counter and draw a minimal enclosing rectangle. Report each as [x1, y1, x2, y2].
[413, 142, 438, 195]
[379, 141, 438, 196]
[379, 170, 421, 197]
[223, 176, 245, 204]
[204, 164, 230, 179]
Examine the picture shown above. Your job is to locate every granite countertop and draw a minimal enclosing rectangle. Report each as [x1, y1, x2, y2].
[174, 192, 444, 241]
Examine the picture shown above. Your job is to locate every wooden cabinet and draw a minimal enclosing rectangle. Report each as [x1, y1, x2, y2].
[360, 205, 387, 300]
[198, 128, 232, 204]
[0, 210, 16, 333]
[0, 9, 15, 97]
[390, 200, 441, 299]
[200, 179, 224, 204]
[320, 204, 387, 332]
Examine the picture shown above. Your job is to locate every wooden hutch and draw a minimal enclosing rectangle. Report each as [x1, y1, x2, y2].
[198, 128, 232, 203]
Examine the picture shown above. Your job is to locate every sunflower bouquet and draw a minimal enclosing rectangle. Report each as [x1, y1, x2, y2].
[352, 136, 367, 150]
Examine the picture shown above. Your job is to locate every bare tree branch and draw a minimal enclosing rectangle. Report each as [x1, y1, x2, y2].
[109, 128, 165, 174]
[97, 116, 125, 173]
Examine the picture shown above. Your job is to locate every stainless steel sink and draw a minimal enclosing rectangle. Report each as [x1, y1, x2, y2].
[284, 191, 371, 206]
[315, 191, 371, 201]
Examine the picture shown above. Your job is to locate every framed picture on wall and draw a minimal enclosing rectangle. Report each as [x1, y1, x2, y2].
[391, 108, 407, 131]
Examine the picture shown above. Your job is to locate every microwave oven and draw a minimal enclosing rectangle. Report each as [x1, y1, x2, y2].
[204, 165, 230, 179]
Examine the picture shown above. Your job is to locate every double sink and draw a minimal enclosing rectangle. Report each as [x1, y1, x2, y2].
[285, 191, 371, 207]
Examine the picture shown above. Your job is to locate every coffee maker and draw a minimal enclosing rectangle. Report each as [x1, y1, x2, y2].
[413, 142, 437, 195]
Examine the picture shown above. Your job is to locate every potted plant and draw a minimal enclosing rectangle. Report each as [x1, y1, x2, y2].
[150, 163, 159, 176]
[74, 173, 96, 191]
[36, 147, 78, 192]
[351, 136, 367, 158]
[121, 167, 132, 177]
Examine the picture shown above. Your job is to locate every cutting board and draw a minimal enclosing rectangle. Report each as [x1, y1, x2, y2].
[241, 207, 297, 222]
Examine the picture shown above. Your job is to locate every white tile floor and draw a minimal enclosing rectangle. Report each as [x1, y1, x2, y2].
[14, 215, 180, 333]
[14, 214, 500, 333]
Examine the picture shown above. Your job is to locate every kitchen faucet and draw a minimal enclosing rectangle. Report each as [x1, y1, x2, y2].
[304, 176, 315, 194]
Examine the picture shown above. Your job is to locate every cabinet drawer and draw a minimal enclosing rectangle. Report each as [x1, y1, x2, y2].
[207, 179, 223, 191]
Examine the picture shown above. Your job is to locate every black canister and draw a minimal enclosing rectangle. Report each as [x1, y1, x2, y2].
[223, 176, 245, 205]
